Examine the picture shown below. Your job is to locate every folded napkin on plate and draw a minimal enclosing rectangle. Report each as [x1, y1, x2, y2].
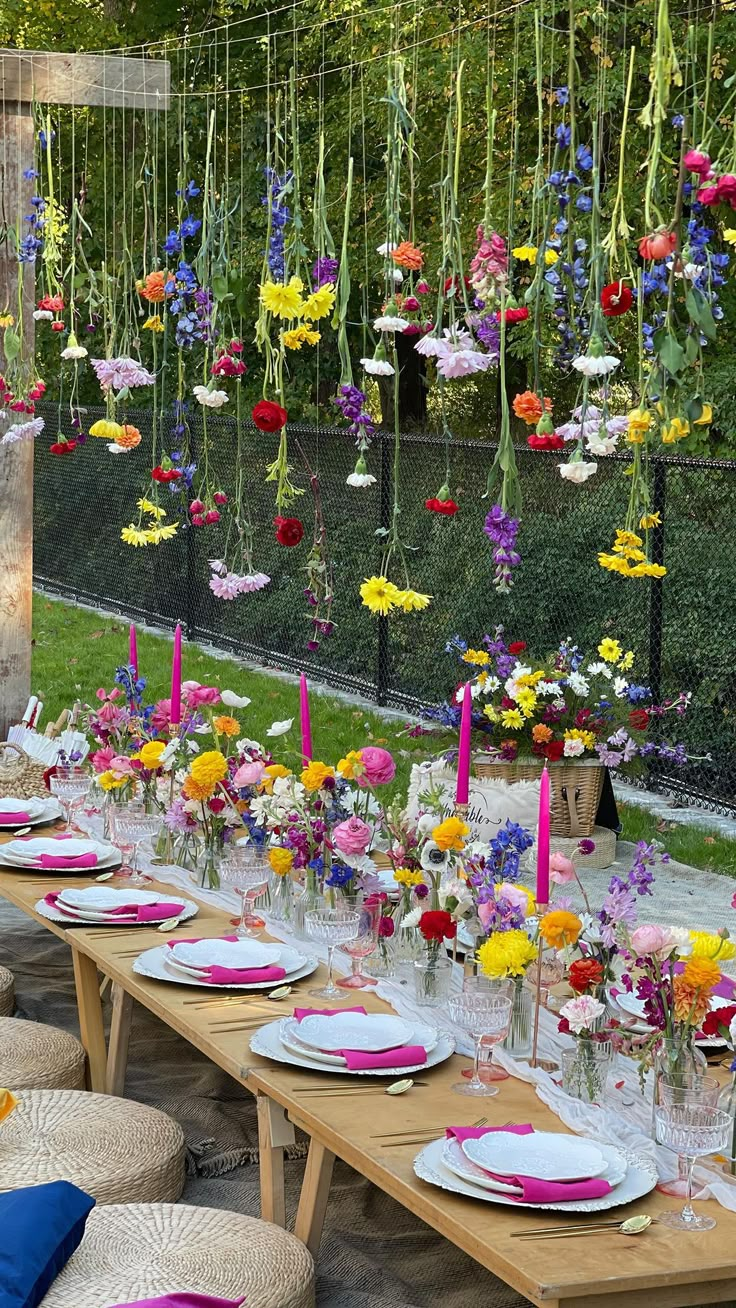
[445, 1124, 612, 1204]
[107, 1295, 246, 1308]
[166, 933, 238, 947]
[164, 936, 286, 985]
[0, 810, 30, 824]
[293, 1006, 368, 1021]
[293, 1006, 425, 1069]
[36, 852, 98, 869]
[44, 893, 184, 923]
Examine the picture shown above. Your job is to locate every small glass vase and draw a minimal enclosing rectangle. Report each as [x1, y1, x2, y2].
[503, 980, 533, 1059]
[652, 1035, 708, 1127]
[562, 1040, 612, 1104]
[371, 932, 397, 978]
[267, 871, 293, 925]
[716, 1076, 736, 1177]
[291, 873, 322, 940]
[200, 841, 221, 890]
[414, 954, 453, 1007]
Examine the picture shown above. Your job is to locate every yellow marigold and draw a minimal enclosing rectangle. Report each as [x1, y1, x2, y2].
[477, 929, 538, 978]
[115, 424, 142, 450]
[512, 244, 538, 263]
[268, 846, 294, 877]
[98, 769, 129, 791]
[301, 285, 336, 320]
[598, 637, 622, 663]
[501, 708, 524, 730]
[137, 740, 167, 769]
[672, 977, 711, 1028]
[394, 866, 425, 887]
[639, 512, 661, 530]
[462, 648, 490, 666]
[190, 749, 228, 792]
[690, 931, 736, 963]
[182, 773, 215, 802]
[394, 588, 432, 613]
[213, 715, 241, 738]
[360, 575, 401, 616]
[532, 723, 553, 743]
[260, 277, 304, 320]
[432, 816, 470, 852]
[300, 761, 335, 792]
[336, 751, 364, 780]
[539, 909, 582, 948]
[682, 955, 721, 992]
[89, 419, 123, 440]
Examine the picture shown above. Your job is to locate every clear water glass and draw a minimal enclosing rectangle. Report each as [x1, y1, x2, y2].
[305, 908, 360, 1001]
[337, 898, 381, 989]
[219, 846, 269, 937]
[112, 808, 159, 885]
[50, 767, 91, 832]
[654, 1104, 731, 1230]
[447, 992, 513, 1097]
[658, 1073, 720, 1110]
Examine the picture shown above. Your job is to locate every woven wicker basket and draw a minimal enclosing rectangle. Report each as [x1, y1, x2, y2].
[474, 757, 604, 838]
[0, 741, 47, 800]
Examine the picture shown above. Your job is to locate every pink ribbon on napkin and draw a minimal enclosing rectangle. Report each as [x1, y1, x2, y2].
[0, 810, 30, 824]
[445, 1124, 612, 1204]
[293, 1005, 426, 1070]
[164, 935, 286, 985]
[44, 893, 184, 923]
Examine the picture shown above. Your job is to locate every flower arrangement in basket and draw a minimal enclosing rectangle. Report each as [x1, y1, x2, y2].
[429, 628, 691, 837]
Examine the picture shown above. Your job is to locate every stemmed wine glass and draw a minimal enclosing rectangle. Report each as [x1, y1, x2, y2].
[654, 1103, 731, 1230]
[447, 991, 513, 1097]
[49, 767, 91, 832]
[220, 845, 269, 938]
[337, 898, 380, 989]
[305, 908, 360, 1002]
[111, 807, 159, 885]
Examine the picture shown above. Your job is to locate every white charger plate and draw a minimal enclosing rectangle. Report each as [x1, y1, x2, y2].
[170, 937, 284, 971]
[414, 1138, 657, 1213]
[59, 886, 172, 910]
[250, 1018, 454, 1076]
[3, 836, 97, 858]
[463, 1130, 607, 1182]
[133, 945, 317, 990]
[280, 1017, 439, 1066]
[442, 1137, 627, 1196]
[0, 797, 61, 827]
[295, 1012, 414, 1053]
[34, 891, 197, 927]
[0, 845, 120, 873]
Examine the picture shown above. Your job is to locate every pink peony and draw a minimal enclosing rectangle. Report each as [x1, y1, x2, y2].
[183, 681, 221, 708]
[332, 816, 373, 857]
[232, 761, 266, 788]
[90, 745, 116, 774]
[550, 852, 576, 884]
[630, 924, 668, 956]
[109, 755, 135, 776]
[356, 746, 396, 787]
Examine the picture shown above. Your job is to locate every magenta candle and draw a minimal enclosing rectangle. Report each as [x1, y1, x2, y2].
[536, 765, 551, 906]
[128, 624, 138, 679]
[299, 673, 313, 762]
[170, 624, 182, 727]
[455, 682, 472, 806]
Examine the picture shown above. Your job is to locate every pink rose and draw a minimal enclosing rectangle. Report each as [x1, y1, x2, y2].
[151, 699, 172, 732]
[718, 174, 736, 203]
[232, 761, 265, 788]
[683, 149, 712, 177]
[696, 184, 720, 206]
[332, 816, 373, 857]
[356, 746, 396, 787]
[183, 681, 221, 708]
[90, 745, 116, 774]
[630, 924, 667, 956]
[550, 852, 576, 885]
[109, 755, 135, 776]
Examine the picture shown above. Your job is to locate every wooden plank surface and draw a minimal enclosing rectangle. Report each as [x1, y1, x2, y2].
[0, 50, 170, 109]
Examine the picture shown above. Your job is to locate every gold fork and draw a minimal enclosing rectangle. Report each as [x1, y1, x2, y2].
[372, 1115, 498, 1146]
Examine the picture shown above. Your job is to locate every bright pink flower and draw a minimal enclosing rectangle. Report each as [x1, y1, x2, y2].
[182, 682, 221, 708]
[151, 699, 173, 732]
[333, 816, 373, 857]
[90, 744, 116, 774]
[697, 184, 720, 206]
[96, 701, 124, 725]
[356, 746, 396, 787]
[550, 852, 576, 884]
[232, 761, 266, 788]
[96, 687, 121, 702]
[109, 755, 135, 776]
[683, 149, 712, 177]
[718, 174, 736, 203]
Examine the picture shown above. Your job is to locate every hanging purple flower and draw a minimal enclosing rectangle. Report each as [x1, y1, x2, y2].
[312, 256, 339, 287]
[483, 504, 521, 593]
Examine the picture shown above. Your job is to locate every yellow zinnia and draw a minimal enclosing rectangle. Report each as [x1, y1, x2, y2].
[89, 419, 123, 440]
[137, 740, 167, 770]
[190, 750, 228, 793]
[394, 588, 432, 613]
[301, 285, 335, 320]
[259, 277, 304, 319]
[300, 761, 335, 792]
[268, 846, 294, 877]
[337, 750, 364, 780]
[394, 867, 425, 887]
[143, 315, 165, 332]
[360, 575, 401, 616]
[432, 816, 470, 852]
[462, 648, 490, 666]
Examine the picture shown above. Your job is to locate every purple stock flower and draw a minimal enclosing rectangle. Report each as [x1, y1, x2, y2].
[483, 503, 521, 593]
[312, 256, 339, 287]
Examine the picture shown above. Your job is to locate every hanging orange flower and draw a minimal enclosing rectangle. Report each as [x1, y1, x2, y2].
[138, 270, 173, 303]
[513, 391, 553, 426]
[115, 424, 142, 449]
[391, 241, 424, 271]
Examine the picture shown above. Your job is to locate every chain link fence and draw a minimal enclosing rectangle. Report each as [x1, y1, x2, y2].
[32, 403, 736, 814]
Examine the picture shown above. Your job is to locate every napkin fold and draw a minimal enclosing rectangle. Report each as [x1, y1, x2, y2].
[293, 1006, 425, 1068]
[0, 810, 30, 823]
[165, 935, 285, 985]
[44, 893, 184, 923]
[107, 1295, 246, 1308]
[36, 852, 98, 869]
[446, 1124, 613, 1204]
[293, 1006, 368, 1021]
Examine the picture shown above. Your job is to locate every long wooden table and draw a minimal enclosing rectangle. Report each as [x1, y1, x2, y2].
[1, 852, 736, 1307]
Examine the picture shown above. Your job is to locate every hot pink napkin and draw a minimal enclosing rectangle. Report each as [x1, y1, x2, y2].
[165, 935, 285, 985]
[44, 892, 184, 923]
[445, 1124, 612, 1204]
[293, 1006, 367, 1021]
[107, 1296, 246, 1308]
[293, 1006, 425, 1069]
[0, 810, 30, 823]
[167, 934, 239, 947]
[36, 852, 98, 868]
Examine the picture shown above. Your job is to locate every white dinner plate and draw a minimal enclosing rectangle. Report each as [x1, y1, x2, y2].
[170, 938, 284, 971]
[442, 1137, 627, 1196]
[279, 1017, 439, 1066]
[0, 797, 61, 827]
[0, 842, 120, 872]
[59, 887, 170, 910]
[295, 1012, 415, 1053]
[132, 945, 318, 990]
[35, 893, 198, 927]
[249, 1018, 454, 1076]
[414, 1138, 657, 1213]
[462, 1131, 607, 1181]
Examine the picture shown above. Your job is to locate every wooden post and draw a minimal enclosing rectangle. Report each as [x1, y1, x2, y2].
[0, 50, 170, 736]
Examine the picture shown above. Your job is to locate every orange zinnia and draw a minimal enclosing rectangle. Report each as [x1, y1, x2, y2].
[532, 723, 553, 744]
[391, 241, 424, 271]
[138, 270, 173, 303]
[672, 977, 711, 1028]
[512, 390, 553, 426]
[213, 714, 240, 738]
[116, 424, 142, 449]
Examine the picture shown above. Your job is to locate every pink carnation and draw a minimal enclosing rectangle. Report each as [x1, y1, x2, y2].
[356, 746, 396, 787]
[333, 816, 373, 857]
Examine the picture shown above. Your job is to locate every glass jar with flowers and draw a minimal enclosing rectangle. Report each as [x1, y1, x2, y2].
[476, 929, 538, 1057]
[558, 995, 612, 1103]
[266, 845, 296, 924]
[415, 909, 456, 1005]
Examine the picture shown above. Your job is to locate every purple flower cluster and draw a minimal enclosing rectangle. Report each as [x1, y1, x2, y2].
[475, 315, 501, 358]
[263, 168, 292, 280]
[19, 188, 45, 264]
[312, 256, 339, 287]
[598, 840, 661, 947]
[483, 503, 521, 592]
[333, 383, 376, 447]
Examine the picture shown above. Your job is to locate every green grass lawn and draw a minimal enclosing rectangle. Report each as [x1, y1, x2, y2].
[31, 593, 736, 875]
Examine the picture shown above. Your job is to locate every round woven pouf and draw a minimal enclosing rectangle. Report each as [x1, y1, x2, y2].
[0, 1089, 185, 1204]
[0, 1018, 86, 1090]
[40, 1203, 316, 1308]
[0, 965, 14, 1016]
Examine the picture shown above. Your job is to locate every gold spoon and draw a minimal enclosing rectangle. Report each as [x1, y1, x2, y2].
[512, 1215, 654, 1240]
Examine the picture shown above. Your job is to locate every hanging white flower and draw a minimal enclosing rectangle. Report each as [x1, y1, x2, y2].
[571, 334, 620, 377]
[558, 459, 598, 484]
[361, 355, 394, 376]
[376, 241, 391, 256]
[193, 385, 229, 408]
[347, 471, 376, 487]
[61, 333, 88, 361]
[586, 432, 619, 456]
[107, 442, 133, 454]
[415, 333, 446, 357]
[373, 315, 409, 333]
[391, 269, 404, 284]
[33, 309, 53, 321]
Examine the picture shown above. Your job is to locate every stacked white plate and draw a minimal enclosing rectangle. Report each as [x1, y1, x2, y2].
[35, 885, 198, 927]
[133, 936, 319, 989]
[414, 1129, 657, 1213]
[608, 987, 733, 1045]
[0, 836, 120, 871]
[250, 1009, 455, 1076]
[0, 796, 62, 829]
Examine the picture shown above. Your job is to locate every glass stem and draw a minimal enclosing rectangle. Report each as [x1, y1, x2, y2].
[682, 1155, 697, 1223]
[238, 892, 249, 932]
[326, 944, 335, 989]
[351, 956, 361, 977]
[472, 1032, 483, 1087]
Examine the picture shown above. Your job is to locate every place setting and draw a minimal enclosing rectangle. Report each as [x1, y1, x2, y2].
[34, 884, 198, 927]
[250, 1005, 454, 1077]
[132, 933, 319, 990]
[0, 834, 121, 874]
[0, 795, 62, 831]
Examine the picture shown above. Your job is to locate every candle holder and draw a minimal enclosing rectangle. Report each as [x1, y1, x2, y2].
[454, 802, 470, 820]
[531, 902, 548, 1069]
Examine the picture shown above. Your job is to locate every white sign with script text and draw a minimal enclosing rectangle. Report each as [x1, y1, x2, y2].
[406, 760, 540, 844]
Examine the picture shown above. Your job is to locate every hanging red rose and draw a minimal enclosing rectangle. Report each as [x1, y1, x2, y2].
[252, 400, 288, 432]
[419, 909, 457, 942]
[601, 282, 633, 316]
[638, 230, 677, 260]
[274, 516, 304, 547]
[152, 465, 182, 483]
[425, 497, 459, 516]
[49, 439, 77, 455]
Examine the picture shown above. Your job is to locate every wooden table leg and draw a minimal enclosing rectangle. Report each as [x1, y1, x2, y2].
[106, 983, 133, 1096]
[257, 1093, 296, 1228]
[71, 946, 108, 1093]
[294, 1137, 335, 1257]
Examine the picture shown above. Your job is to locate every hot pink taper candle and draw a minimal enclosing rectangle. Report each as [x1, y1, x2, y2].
[128, 624, 138, 679]
[299, 673, 313, 762]
[455, 682, 472, 806]
[536, 765, 551, 906]
[170, 624, 182, 727]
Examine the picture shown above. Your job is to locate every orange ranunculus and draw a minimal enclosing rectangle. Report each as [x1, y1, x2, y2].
[539, 909, 582, 948]
[532, 723, 553, 744]
[391, 241, 424, 271]
[512, 390, 552, 426]
[138, 270, 173, 303]
[116, 425, 142, 449]
[213, 714, 241, 738]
